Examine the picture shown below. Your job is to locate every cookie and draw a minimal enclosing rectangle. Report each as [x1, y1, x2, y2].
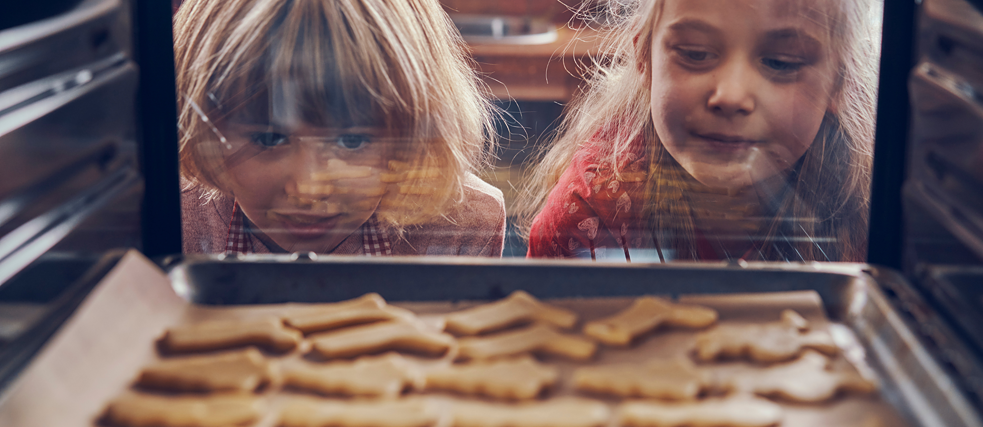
[279, 397, 439, 427]
[425, 356, 559, 400]
[618, 396, 783, 427]
[103, 393, 263, 427]
[159, 316, 303, 354]
[726, 350, 877, 402]
[136, 348, 272, 393]
[310, 319, 455, 359]
[451, 397, 610, 427]
[283, 353, 422, 398]
[693, 310, 838, 363]
[573, 357, 712, 400]
[283, 293, 413, 334]
[583, 297, 717, 346]
[457, 323, 597, 361]
[444, 291, 578, 336]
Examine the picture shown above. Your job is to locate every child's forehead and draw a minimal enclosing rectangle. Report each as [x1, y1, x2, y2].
[658, 0, 836, 34]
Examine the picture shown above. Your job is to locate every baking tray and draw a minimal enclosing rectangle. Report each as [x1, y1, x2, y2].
[0, 252, 981, 427]
[160, 254, 981, 427]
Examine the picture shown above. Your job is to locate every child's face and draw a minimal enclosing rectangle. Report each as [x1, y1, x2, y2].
[648, 0, 839, 190]
[218, 119, 390, 253]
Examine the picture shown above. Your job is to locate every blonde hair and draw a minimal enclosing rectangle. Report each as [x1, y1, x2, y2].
[517, 0, 882, 261]
[174, 0, 496, 228]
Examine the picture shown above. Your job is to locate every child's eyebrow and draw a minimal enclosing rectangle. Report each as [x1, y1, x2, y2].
[761, 28, 822, 49]
[664, 19, 722, 37]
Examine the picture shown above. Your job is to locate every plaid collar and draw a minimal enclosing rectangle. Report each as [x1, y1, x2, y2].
[225, 201, 392, 256]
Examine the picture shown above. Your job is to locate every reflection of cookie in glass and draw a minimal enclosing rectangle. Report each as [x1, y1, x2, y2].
[693, 310, 837, 363]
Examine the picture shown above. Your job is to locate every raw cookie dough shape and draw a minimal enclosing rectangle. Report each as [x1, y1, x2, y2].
[727, 350, 878, 402]
[457, 323, 597, 361]
[103, 393, 264, 427]
[573, 357, 713, 400]
[451, 397, 611, 427]
[136, 348, 272, 393]
[425, 356, 559, 400]
[279, 397, 439, 427]
[310, 319, 455, 359]
[444, 291, 578, 336]
[283, 352, 422, 398]
[583, 296, 718, 346]
[159, 316, 303, 353]
[618, 396, 783, 427]
[283, 293, 414, 334]
[693, 310, 838, 363]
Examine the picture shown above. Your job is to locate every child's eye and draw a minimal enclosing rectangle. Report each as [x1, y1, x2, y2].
[762, 57, 804, 72]
[681, 50, 711, 61]
[249, 132, 289, 148]
[337, 134, 371, 150]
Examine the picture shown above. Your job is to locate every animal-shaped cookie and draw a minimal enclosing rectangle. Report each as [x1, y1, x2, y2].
[618, 396, 783, 427]
[158, 316, 302, 353]
[310, 319, 455, 359]
[283, 293, 413, 334]
[283, 353, 422, 398]
[583, 296, 718, 346]
[425, 356, 559, 400]
[726, 350, 878, 402]
[136, 348, 272, 393]
[573, 357, 713, 400]
[444, 291, 578, 335]
[451, 397, 611, 427]
[457, 323, 597, 361]
[279, 397, 439, 427]
[103, 393, 263, 427]
[693, 310, 838, 363]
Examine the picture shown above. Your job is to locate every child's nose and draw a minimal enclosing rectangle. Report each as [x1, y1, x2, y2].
[707, 61, 756, 116]
[283, 144, 323, 194]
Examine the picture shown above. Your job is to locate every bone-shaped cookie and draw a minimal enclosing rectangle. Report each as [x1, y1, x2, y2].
[583, 296, 717, 346]
[573, 357, 713, 400]
[159, 316, 302, 353]
[444, 291, 578, 335]
[457, 323, 597, 361]
[103, 393, 263, 427]
[693, 310, 838, 363]
[283, 293, 412, 334]
[310, 319, 455, 359]
[618, 396, 783, 427]
[137, 348, 272, 393]
[726, 350, 877, 402]
[283, 352, 422, 398]
[451, 397, 611, 427]
[279, 397, 439, 427]
[425, 356, 559, 400]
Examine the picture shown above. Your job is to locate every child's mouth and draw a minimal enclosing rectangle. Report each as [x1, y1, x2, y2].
[693, 133, 760, 151]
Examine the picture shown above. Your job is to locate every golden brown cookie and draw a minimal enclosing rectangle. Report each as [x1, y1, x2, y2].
[693, 310, 838, 363]
[103, 393, 263, 427]
[425, 356, 559, 400]
[279, 397, 439, 427]
[618, 396, 783, 427]
[159, 316, 303, 354]
[583, 297, 718, 346]
[451, 397, 611, 427]
[310, 319, 455, 359]
[457, 323, 597, 361]
[283, 353, 421, 398]
[444, 291, 578, 336]
[283, 293, 412, 334]
[136, 348, 272, 393]
[726, 350, 878, 402]
[573, 357, 713, 400]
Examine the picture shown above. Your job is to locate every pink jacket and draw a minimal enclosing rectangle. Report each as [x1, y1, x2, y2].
[181, 174, 507, 256]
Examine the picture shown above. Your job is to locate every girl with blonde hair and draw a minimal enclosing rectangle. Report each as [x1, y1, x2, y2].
[175, 0, 506, 256]
[519, 0, 882, 262]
